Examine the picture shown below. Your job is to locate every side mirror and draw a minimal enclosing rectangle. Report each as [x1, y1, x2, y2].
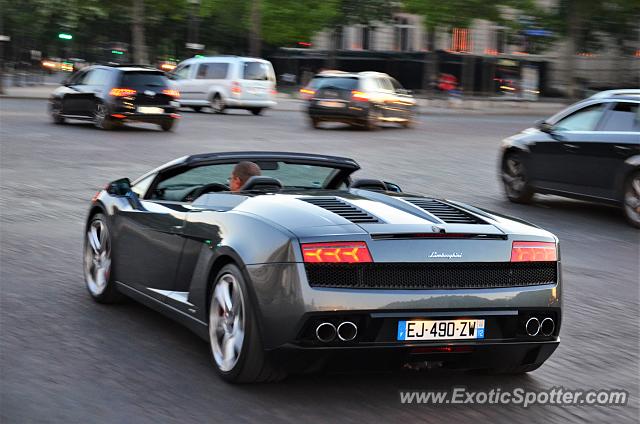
[383, 181, 402, 192]
[536, 120, 554, 134]
[107, 178, 132, 196]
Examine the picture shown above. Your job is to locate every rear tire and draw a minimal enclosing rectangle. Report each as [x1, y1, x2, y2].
[623, 170, 640, 228]
[209, 264, 286, 383]
[83, 213, 122, 303]
[160, 120, 175, 132]
[93, 103, 114, 130]
[310, 117, 320, 129]
[501, 152, 534, 203]
[366, 107, 381, 131]
[211, 95, 226, 114]
[249, 108, 264, 116]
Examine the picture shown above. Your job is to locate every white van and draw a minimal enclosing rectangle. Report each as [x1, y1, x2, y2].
[169, 56, 277, 115]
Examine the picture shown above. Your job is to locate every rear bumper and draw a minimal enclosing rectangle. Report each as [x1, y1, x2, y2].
[245, 263, 562, 351]
[269, 339, 559, 371]
[111, 112, 179, 124]
[308, 103, 369, 121]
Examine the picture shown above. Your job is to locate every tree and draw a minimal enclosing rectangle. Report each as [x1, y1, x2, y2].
[131, 0, 148, 63]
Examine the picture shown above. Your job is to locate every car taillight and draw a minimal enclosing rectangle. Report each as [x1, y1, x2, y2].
[351, 90, 369, 101]
[300, 87, 315, 99]
[162, 89, 180, 98]
[510, 241, 557, 262]
[109, 88, 137, 97]
[301, 242, 373, 263]
[231, 81, 242, 94]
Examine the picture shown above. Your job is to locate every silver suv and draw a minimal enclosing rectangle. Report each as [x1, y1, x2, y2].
[169, 56, 277, 115]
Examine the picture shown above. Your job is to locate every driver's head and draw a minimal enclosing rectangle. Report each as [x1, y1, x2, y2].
[230, 161, 261, 192]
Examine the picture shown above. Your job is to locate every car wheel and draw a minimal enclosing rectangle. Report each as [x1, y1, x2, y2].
[502, 152, 534, 203]
[211, 95, 226, 114]
[50, 100, 65, 124]
[401, 117, 414, 129]
[366, 107, 381, 131]
[160, 120, 175, 132]
[623, 170, 640, 228]
[209, 264, 285, 383]
[310, 117, 320, 129]
[83, 214, 122, 303]
[191, 106, 203, 112]
[93, 103, 114, 130]
[250, 108, 264, 116]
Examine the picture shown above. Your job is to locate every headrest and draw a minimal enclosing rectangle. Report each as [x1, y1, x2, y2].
[350, 178, 387, 191]
[240, 176, 283, 192]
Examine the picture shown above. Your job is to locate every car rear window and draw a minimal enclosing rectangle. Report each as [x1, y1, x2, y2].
[243, 61, 273, 81]
[120, 71, 169, 89]
[309, 77, 359, 91]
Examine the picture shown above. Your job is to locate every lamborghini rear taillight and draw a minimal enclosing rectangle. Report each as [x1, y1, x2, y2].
[511, 241, 557, 262]
[301, 242, 373, 263]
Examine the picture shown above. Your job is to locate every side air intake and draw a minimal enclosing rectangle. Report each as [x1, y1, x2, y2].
[404, 198, 485, 224]
[302, 197, 380, 224]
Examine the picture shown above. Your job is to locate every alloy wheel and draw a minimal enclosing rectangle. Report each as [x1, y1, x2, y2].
[504, 156, 527, 196]
[94, 103, 107, 128]
[210, 273, 246, 372]
[84, 219, 112, 296]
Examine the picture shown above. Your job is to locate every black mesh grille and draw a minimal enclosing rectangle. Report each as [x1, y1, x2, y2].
[305, 262, 557, 290]
[302, 197, 380, 223]
[404, 198, 485, 224]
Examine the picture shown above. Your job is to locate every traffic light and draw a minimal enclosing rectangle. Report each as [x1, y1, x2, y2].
[58, 33, 73, 40]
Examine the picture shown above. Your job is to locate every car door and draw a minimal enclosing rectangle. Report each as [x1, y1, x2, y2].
[170, 64, 198, 103]
[528, 102, 607, 193]
[195, 61, 230, 102]
[61, 69, 90, 115]
[80, 68, 110, 115]
[389, 77, 415, 120]
[587, 101, 640, 199]
[111, 177, 189, 301]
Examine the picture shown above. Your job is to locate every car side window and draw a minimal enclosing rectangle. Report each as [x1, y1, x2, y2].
[376, 77, 393, 91]
[598, 102, 640, 132]
[70, 70, 90, 85]
[389, 77, 404, 92]
[150, 164, 235, 202]
[197, 63, 229, 79]
[554, 104, 605, 132]
[85, 69, 109, 86]
[132, 174, 155, 198]
[174, 64, 191, 80]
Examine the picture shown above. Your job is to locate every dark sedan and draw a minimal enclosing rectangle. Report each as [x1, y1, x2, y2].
[49, 65, 180, 131]
[500, 93, 640, 227]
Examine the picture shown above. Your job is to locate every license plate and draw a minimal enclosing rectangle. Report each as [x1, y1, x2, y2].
[137, 107, 164, 114]
[318, 101, 345, 108]
[397, 319, 485, 341]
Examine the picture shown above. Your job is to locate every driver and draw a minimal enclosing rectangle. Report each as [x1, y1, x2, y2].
[229, 161, 261, 192]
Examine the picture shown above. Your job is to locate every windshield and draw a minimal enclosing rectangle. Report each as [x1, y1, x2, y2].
[149, 161, 343, 201]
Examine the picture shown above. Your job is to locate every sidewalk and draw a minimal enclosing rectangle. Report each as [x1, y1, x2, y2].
[0, 85, 569, 116]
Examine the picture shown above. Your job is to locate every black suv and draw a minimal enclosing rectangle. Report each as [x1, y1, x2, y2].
[49, 65, 180, 131]
[302, 71, 416, 130]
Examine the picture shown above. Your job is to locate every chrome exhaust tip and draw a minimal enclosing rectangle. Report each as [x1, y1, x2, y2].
[315, 322, 337, 343]
[525, 317, 541, 336]
[540, 317, 555, 336]
[337, 321, 358, 341]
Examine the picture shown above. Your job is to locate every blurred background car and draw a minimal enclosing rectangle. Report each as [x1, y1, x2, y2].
[48, 65, 180, 131]
[302, 71, 416, 130]
[500, 90, 640, 227]
[168, 56, 277, 115]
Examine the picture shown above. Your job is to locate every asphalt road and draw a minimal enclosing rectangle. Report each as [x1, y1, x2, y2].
[1, 99, 638, 424]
